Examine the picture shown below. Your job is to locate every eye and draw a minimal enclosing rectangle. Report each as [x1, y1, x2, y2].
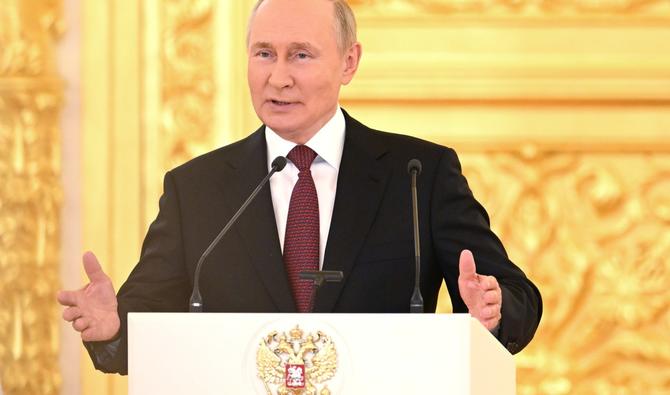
[255, 50, 273, 58]
[294, 51, 311, 60]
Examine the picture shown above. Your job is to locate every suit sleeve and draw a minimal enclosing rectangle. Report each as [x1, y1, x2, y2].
[84, 170, 191, 374]
[430, 147, 542, 353]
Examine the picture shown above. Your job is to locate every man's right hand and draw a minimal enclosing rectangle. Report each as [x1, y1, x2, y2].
[57, 251, 121, 342]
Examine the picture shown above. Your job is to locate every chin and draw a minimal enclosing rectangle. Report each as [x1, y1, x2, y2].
[262, 115, 302, 134]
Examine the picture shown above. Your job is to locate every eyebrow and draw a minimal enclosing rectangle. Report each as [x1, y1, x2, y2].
[250, 41, 273, 50]
[287, 42, 318, 52]
[249, 41, 320, 54]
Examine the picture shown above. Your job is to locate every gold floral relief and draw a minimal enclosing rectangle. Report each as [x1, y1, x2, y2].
[457, 151, 670, 394]
[160, 0, 215, 173]
[0, 0, 64, 394]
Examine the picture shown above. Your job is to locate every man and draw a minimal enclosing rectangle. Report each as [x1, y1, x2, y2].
[58, 0, 541, 375]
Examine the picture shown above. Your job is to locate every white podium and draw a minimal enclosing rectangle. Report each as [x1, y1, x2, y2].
[128, 313, 515, 394]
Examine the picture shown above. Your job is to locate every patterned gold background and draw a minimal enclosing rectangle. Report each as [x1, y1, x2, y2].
[160, 0, 215, 171]
[1, 0, 669, 394]
[0, 0, 64, 394]
[462, 152, 670, 394]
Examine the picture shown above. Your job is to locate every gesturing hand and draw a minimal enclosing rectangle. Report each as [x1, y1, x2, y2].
[457, 250, 502, 331]
[57, 251, 121, 342]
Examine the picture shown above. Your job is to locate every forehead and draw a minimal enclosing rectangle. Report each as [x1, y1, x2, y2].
[249, 0, 338, 47]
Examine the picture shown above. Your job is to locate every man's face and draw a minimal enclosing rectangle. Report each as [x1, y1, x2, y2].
[247, 0, 359, 143]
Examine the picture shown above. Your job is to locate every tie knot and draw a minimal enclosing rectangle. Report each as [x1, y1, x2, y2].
[287, 145, 317, 172]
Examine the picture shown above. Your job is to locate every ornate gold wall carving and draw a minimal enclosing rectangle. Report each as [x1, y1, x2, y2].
[78, 0, 670, 394]
[0, 0, 64, 394]
[160, 0, 215, 172]
[457, 151, 670, 394]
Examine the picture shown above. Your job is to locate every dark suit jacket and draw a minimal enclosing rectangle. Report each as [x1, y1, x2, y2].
[88, 110, 542, 374]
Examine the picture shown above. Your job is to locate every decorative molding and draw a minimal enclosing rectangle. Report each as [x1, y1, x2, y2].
[0, 0, 64, 394]
[345, 53, 670, 101]
[344, 103, 670, 153]
[350, 0, 670, 16]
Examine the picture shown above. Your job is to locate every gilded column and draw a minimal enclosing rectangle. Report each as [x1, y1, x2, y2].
[0, 0, 64, 394]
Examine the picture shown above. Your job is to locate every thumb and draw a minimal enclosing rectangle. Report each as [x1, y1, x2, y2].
[82, 251, 107, 283]
[458, 249, 477, 282]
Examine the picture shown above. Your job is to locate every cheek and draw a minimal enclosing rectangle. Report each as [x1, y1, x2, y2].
[305, 72, 340, 99]
[247, 63, 264, 88]
[247, 68, 257, 88]
[247, 74, 264, 103]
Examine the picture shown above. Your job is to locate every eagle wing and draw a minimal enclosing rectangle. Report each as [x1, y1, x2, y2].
[307, 338, 337, 383]
[256, 341, 284, 384]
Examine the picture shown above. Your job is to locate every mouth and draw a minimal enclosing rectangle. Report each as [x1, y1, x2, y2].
[269, 99, 296, 106]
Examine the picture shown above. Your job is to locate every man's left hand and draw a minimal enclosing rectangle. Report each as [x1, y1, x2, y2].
[458, 249, 502, 331]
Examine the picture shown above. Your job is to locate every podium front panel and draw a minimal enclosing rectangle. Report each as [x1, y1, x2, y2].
[128, 313, 514, 394]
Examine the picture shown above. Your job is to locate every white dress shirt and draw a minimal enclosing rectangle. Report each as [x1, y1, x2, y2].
[265, 107, 346, 269]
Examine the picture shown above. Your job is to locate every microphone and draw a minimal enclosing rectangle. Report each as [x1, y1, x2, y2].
[189, 156, 288, 312]
[407, 159, 424, 313]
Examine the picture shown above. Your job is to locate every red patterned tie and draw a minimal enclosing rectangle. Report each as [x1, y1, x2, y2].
[284, 145, 319, 313]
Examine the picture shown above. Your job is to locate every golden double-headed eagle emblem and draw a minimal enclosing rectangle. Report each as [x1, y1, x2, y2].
[256, 325, 338, 395]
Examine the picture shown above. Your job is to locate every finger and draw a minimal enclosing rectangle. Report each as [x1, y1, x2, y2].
[72, 317, 90, 332]
[482, 315, 502, 330]
[466, 278, 482, 290]
[480, 305, 501, 320]
[57, 290, 78, 307]
[62, 307, 82, 322]
[458, 250, 477, 282]
[473, 307, 501, 330]
[83, 251, 107, 283]
[472, 305, 498, 321]
[81, 328, 97, 342]
[483, 289, 502, 305]
[479, 275, 500, 292]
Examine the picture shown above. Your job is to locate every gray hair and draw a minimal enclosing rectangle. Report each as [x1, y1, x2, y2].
[247, 0, 358, 53]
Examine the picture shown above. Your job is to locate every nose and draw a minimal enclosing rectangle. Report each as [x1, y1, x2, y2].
[268, 59, 293, 89]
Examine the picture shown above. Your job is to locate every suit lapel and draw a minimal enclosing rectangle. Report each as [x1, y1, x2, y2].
[315, 113, 391, 312]
[219, 128, 296, 312]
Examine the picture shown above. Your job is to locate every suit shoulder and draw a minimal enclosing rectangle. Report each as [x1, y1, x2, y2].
[345, 113, 452, 154]
[168, 129, 263, 178]
[354, 125, 459, 165]
[370, 128, 450, 152]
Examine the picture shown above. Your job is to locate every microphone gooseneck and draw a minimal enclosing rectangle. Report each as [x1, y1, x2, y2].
[408, 158, 424, 313]
[189, 156, 287, 312]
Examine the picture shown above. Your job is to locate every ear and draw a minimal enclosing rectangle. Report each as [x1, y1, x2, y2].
[341, 42, 362, 85]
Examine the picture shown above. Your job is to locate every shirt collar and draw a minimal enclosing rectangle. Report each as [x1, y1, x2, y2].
[265, 106, 346, 170]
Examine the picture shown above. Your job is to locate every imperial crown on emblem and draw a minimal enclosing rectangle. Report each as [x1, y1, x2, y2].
[257, 325, 337, 395]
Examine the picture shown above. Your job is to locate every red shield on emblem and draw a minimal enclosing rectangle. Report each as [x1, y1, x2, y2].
[285, 364, 306, 388]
